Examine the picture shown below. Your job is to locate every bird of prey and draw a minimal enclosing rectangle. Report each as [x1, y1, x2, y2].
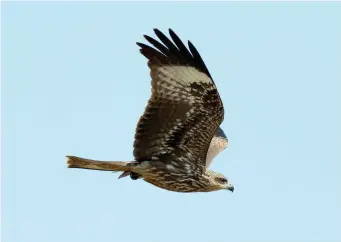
[67, 28, 233, 193]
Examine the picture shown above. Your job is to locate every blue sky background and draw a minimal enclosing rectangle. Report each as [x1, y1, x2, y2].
[2, 2, 341, 242]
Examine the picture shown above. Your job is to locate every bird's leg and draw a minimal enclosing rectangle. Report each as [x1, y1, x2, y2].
[118, 162, 142, 180]
[118, 171, 142, 180]
[130, 172, 142, 180]
[118, 171, 131, 179]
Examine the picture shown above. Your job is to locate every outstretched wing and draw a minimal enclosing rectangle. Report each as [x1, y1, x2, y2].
[206, 127, 228, 168]
[133, 29, 224, 173]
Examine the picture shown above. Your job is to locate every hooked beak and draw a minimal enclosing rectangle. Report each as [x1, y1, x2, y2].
[226, 184, 234, 192]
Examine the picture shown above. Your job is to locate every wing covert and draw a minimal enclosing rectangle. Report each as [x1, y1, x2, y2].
[134, 29, 225, 173]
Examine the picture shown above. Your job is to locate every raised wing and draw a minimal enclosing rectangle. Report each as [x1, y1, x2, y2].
[133, 29, 224, 173]
[206, 127, 228, 168]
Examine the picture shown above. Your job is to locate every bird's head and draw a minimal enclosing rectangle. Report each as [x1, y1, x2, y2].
[204, 170, 234, 192]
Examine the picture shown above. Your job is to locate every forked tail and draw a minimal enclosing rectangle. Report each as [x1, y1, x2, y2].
[66, 156, 130, 172]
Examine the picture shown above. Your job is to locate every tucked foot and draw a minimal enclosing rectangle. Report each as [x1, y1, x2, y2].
[118, 171, 141, 180]
[118, 171, 131, 179]
[130, 172, 141, 180]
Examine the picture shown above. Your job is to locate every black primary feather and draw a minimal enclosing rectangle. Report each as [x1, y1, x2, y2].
[137, 28, 213, 79]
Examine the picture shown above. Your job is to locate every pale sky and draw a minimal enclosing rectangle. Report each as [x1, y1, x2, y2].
[3, 2, 341, 242]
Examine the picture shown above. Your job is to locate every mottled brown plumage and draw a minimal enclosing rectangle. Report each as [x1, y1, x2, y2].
[66, 29, 233, 193]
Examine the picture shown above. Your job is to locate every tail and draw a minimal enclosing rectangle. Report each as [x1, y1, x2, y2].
[66, 156, 131, 172]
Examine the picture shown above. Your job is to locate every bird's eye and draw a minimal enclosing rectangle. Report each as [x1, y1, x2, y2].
[216, 177, 228, 184]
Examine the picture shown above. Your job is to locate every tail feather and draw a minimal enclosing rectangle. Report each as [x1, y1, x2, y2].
[66, 156, 130, 172]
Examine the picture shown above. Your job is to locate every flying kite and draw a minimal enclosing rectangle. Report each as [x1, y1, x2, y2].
[67, 29, 233, 193]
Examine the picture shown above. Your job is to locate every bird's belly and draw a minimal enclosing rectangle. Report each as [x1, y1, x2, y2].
[143, 177, 200, 192]
[143, 171, 207, 193]
[133, 161, 208, 192]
